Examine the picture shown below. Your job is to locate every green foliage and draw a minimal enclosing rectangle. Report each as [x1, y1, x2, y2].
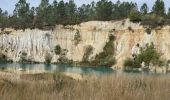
[129, 10, 142, 22]
[166, 8, 170, 19]
[0, 53, 7, 62]
[93, 34, 116, 67]
[123, 58, 134, 68]
[0, 9, 9, 28]
[141, 14, 165, 28]
[145, 28, 151, 34]
[124, 43, 164, 68]
[152, 0, 165, 16]
[82, 45, 93, 63]
[95, 0, 113, 21]
[19, 52, 27, 63]
[74, 30, 81, 46]
[54, 45, 61, 55]
[13, 0, 31, 29]
[0, 0, 170, 29]
[45, 52, 52, 64]
[140, 3, 148, 15]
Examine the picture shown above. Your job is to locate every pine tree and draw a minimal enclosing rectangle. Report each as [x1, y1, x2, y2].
[152, 0, 165, 16]
[13, 0, 30, 29]
[95, 0, 113, 21]
[140, 3, 148, 15]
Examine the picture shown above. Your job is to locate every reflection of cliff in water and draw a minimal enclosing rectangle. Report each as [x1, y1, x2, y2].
[0, 63, 114, 75]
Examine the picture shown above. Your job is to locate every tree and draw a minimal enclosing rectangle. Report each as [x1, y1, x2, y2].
[36, 0, 50, 27]
[55, 45, 61, 55]
[152, 0, 165, 16]
[112, 1, 137, 20]
[129, 10, 142, 22]
[140, 3, 148, 15]
[57, 0, 67, 25]
[52, 0, 58, 23]
[124, 43, 164, 68]
[29, 7, 35, 27]
[95, 0, 113, 21]
[13, 0, 30, 29]
[0, 9, 9, 28]
[66, 0, 77, 24]
[167, 8, 170, 19]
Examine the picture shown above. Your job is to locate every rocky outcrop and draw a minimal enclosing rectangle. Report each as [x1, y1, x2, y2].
[1, 19, 170, 69]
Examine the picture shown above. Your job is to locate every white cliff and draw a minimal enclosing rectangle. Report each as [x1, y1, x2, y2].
[1, 19, 170, 68]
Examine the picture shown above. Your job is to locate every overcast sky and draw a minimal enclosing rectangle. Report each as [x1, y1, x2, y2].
[0, 0, 170, 14]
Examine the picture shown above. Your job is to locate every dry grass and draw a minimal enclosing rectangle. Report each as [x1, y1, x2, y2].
[0, 72, 170, 100]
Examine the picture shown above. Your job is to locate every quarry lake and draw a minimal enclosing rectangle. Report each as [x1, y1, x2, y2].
[0, 62, 114, 75]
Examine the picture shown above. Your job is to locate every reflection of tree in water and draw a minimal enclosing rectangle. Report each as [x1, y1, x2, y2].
[44, 64, 52, 71]
[55, 64, 68, 73]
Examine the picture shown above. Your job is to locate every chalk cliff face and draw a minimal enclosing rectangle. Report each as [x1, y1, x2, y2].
[1, 19, 170, 68]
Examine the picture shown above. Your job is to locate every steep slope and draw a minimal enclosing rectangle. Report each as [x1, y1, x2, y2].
[1, 19, 170, 68]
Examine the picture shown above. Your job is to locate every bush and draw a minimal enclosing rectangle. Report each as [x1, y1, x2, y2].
[92, 34, 116, 67]
[0, 53, 7, 62]
[55, 45, 61, 55]
[124, 58, 134, 68]
[82, 45, 93, 63]
[124, 43, 164, 68]
[141, 14, 165, 28]
[19, 52, 27, 63]
[145, 28, 151, 34]
[74, 30, 81, 46]
[129, 10, 142, 22]
[45, 52, 52, 64]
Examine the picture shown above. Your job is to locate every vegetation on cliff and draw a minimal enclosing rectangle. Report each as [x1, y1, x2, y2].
[0, 0, 170, 29]
[124, 43, 165, 69]
[92, 34, 116, 67]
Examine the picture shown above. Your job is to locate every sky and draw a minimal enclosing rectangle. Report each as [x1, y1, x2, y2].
[0, 0, 170, 14]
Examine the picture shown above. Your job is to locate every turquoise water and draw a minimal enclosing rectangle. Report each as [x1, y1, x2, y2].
[0, 62, 114, 75]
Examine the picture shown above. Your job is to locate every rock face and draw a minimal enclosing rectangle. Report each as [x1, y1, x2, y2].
[1, 19, 170, 68]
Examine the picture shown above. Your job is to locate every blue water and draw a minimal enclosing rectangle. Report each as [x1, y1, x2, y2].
[0, 62, 114, 75]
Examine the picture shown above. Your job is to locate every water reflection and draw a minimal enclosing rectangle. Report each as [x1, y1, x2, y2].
[0, 63, 114, 75]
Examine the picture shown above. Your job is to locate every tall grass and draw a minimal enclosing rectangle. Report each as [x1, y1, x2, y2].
[0, 73, 170, 100]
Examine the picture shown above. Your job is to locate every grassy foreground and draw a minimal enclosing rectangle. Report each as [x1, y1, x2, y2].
[0, 72, 170, 100]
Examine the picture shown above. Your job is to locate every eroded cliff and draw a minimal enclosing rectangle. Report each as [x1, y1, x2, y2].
[1, 19, 170, 68]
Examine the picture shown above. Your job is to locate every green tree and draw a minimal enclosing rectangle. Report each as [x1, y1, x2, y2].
[36, 0, 50, 27]
[66, 0, 77, 24]
[152, 0, 165, 16]
[29, 7, 35, 27]
[0, 9, 9, 28]
[124, 43, 164, 68]
[112, 1, 137, 20]
[57, 0, 67, 25]
[167, 8, 170, 19]
[55, 45, 61, 55]
[129, 10, 142, 22]
[95, 0, 113, 21]
[140, 3, 148, 15]
[52, 0, 58, 23]
[13, 0, 30, 29]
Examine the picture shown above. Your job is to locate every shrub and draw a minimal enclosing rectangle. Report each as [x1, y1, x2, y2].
[145, 28, 151, 34]
[129, 10, 142, 22]
[74, 30, 81, 46]
[93, 34, 116, 67]
[124, 43, 164, 68]
[82, 45, 94, 63]
[124, 58, 134, 68]
[141, 14, 165, 28]
[55, 45, 61, 55]
[45, 52, 52, 64]
[19, 52, 27, 63]
[0, 53, 7, 62]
